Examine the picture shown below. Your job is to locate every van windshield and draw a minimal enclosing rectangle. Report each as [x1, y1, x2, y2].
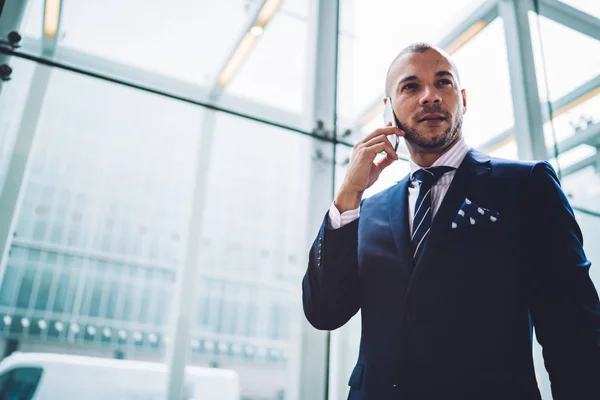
[0, 367, 43, 400]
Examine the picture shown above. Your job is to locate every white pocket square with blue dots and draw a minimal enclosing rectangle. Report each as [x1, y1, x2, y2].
[452, 198, 500, 229]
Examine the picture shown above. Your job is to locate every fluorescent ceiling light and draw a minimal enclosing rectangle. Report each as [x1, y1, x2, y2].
[256, 0, 283, 27]
[218, 33, 258, 88]
[43, 0, 62, 40]
[250, 26, 264, 37]
[217, 0, 282, 88]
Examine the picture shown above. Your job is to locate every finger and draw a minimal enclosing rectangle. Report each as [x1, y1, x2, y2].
[363, 134, 395, 149]
[363, 142, 399, 161]
[375, 154, 396, 172]
[356, 126, 405, 146]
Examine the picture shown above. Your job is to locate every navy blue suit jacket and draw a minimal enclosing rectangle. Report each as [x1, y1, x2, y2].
[302, 149, 600, 399]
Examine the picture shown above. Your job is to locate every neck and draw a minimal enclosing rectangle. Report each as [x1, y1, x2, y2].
[407, 134, 462, 168]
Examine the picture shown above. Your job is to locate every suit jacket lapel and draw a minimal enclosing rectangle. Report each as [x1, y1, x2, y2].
[415, 149, 491, 269]
[388, 175, 414, 276]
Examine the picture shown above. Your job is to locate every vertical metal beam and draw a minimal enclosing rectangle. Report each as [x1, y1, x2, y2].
[311, 0, 339, 136]
[499, 0, 547, 161]
[299, 0, 340, 399]
[165, 110, 216, 400]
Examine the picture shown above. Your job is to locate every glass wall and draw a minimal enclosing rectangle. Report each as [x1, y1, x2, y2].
[0, 54, 317, 398]
[0, 0, 332, 398]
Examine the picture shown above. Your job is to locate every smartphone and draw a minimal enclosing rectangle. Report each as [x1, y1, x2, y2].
[383, 97, 400, 153]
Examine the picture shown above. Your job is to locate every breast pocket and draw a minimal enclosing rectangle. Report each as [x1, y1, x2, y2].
[449, 219, 506, 246]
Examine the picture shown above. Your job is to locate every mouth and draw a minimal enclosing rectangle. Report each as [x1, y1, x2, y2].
[417, 113, 447, 123]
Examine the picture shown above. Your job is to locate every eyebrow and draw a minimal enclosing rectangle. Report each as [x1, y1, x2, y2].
[396, 70, 456, 88]
[435, 70, 455, 79]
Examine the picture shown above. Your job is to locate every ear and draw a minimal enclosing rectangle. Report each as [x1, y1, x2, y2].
[461, 88, 467, 114]
[383, 97, 389, 105]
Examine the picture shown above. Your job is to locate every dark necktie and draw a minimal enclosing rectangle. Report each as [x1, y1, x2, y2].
[411, 166, 455, 264]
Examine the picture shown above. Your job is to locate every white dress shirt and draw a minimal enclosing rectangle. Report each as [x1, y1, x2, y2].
[328, 137, 470, 230]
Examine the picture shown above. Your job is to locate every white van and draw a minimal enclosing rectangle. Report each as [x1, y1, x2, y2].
[0, 352, 240, 399]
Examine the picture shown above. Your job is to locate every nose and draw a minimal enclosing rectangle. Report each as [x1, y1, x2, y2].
[419, 85, 442, 107]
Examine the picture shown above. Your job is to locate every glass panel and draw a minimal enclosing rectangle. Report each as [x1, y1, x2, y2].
[24, 0, 254, 85]
[529, 13, 600, 106]
[0, 58, 36, 196]
[531, 7, 600, 212]
[0, 55, 318, 399]
[20, 0, 317, 132]
[17, 65, 199, 264]
[188, 109, 313, 399]
[222, 6, 313, 116]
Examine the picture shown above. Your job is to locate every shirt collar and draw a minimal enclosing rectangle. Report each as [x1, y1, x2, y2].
[409, 137, 470, 181]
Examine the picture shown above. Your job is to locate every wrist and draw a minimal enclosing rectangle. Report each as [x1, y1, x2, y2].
[334, 186, 363, 214]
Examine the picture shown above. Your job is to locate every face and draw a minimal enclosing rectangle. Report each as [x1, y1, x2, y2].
[386, 50, 467, 150]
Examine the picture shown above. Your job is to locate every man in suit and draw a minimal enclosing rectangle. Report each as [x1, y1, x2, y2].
[302, 42, 600, 399]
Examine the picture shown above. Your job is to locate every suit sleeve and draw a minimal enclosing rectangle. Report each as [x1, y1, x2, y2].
[525, 161, 600, 398]
[302, 210, 361, 330]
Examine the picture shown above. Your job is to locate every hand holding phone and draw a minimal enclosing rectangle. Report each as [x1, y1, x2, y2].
[333, 99, 404, 211]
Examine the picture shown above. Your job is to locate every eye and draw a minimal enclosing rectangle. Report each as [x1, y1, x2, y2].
[402, 83, 418, 91]
[437, 78, 453, 86]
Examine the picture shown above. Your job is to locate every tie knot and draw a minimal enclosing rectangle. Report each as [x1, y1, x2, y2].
[413, 166, 455, 187]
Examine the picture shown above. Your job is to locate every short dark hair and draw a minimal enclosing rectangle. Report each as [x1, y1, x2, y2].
[385, 42, 461, 95]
